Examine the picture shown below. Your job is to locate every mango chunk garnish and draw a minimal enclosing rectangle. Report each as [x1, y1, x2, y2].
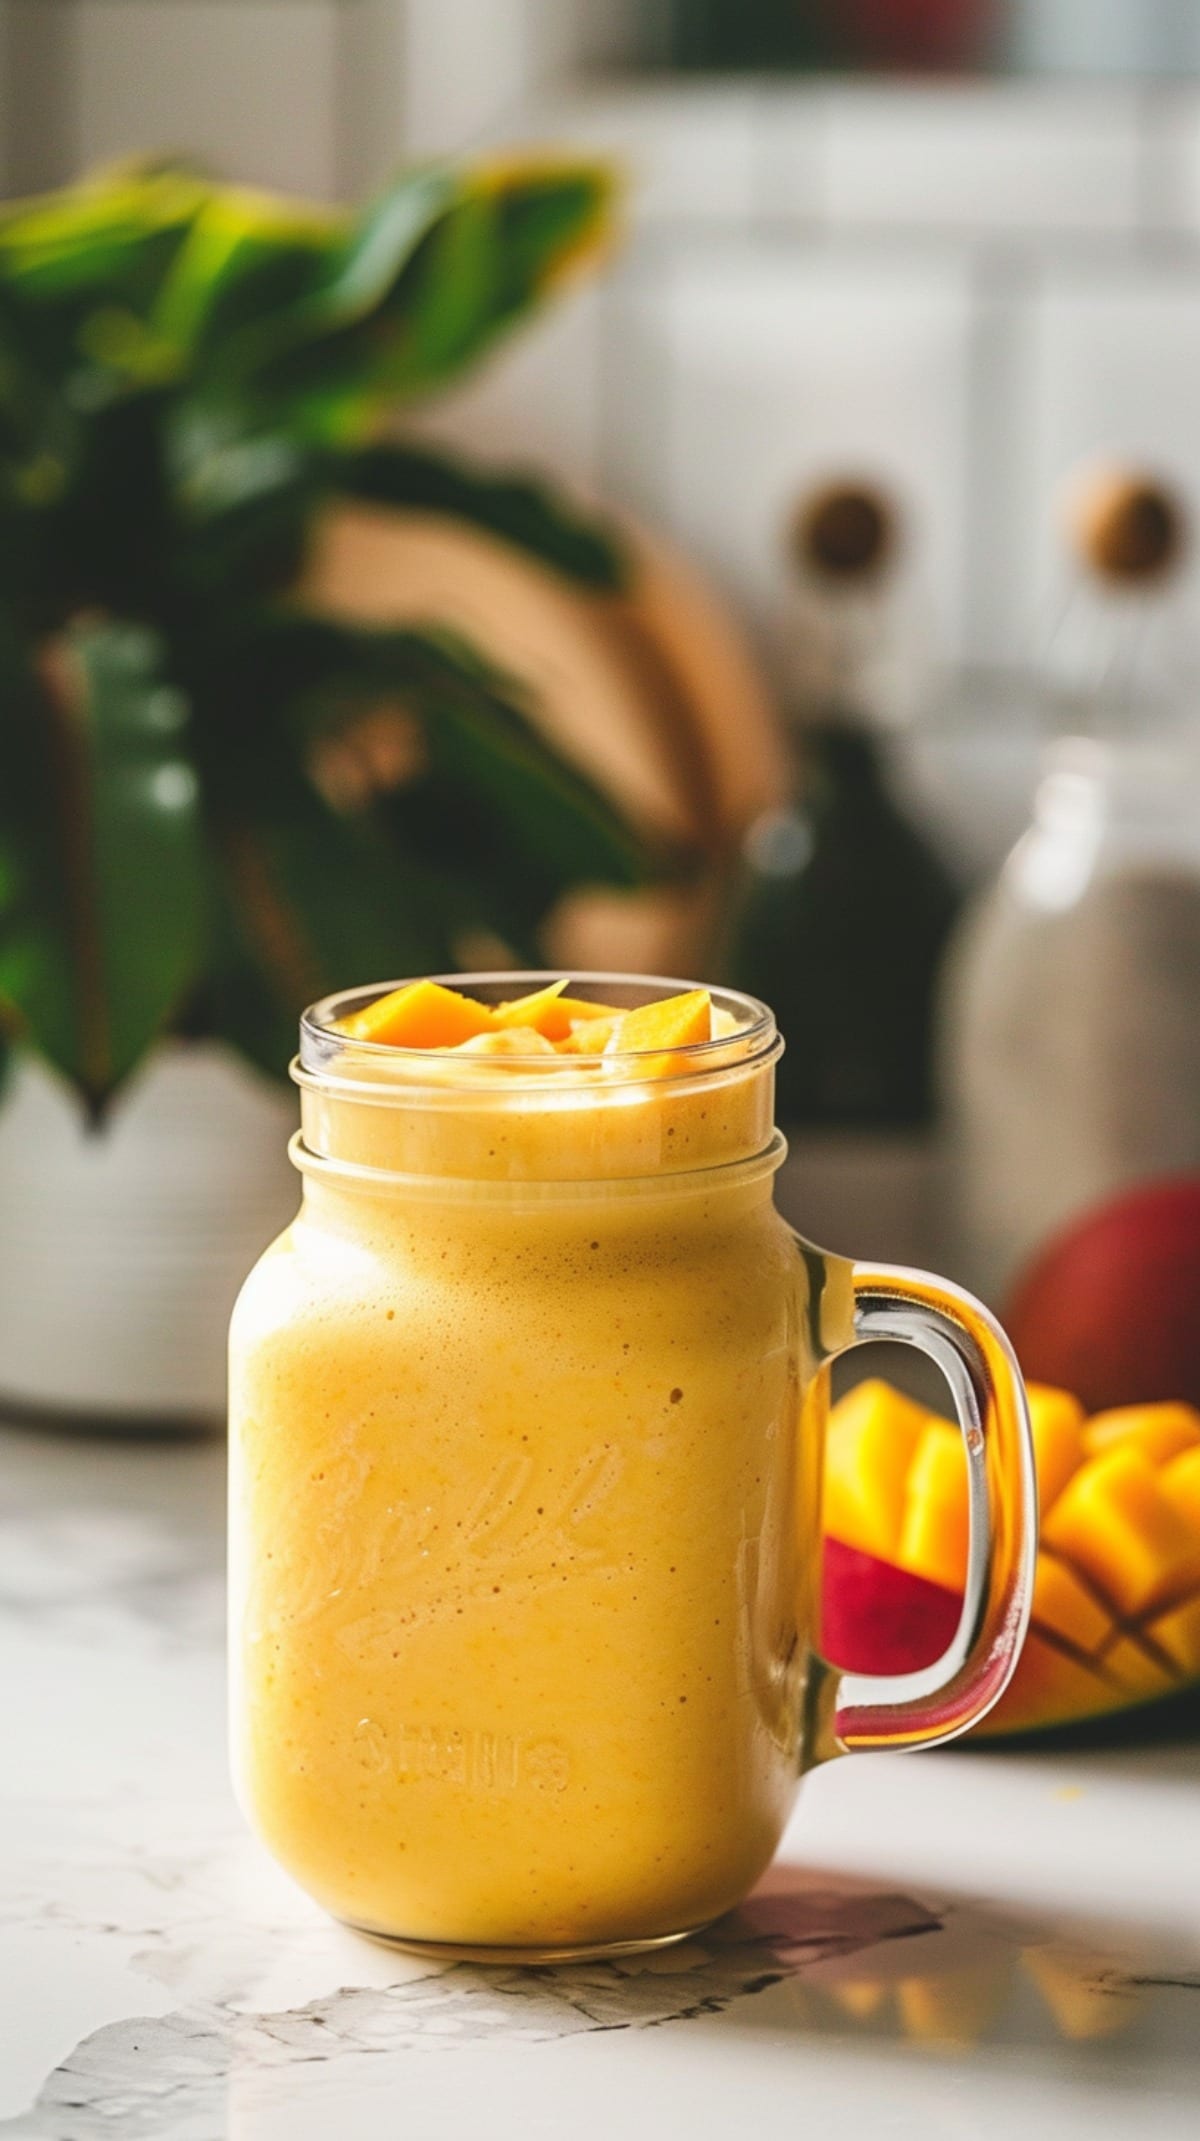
[1042, 1445, 1200, 1619]
[610, 989, 713, 1054]
[1027, 1383, 1086, 1513]
[896, 1421, 969, 1592]
[457, 1027, 556, 1055]
[1083, 1402, 1200, 1467]
[493, 980, 569, 1032]
[1031, 1552, 1110, 1657]
[494, 980, 618, 1041]
[823, 1379, 933, 1564]
[340, 979, 497, 1048]
[340, 979, 709, 1054]
[554, 994, 621, 1027]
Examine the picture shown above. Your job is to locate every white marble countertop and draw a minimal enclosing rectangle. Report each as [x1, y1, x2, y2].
[3, 1421, 1200, 2141]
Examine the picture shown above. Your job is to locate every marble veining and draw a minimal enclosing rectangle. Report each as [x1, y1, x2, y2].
[4, 1423, 1200, 2141]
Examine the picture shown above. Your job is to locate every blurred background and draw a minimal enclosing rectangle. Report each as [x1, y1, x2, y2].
[3, 0, 1200, 1432]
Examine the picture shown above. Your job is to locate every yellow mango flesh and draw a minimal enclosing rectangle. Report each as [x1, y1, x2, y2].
[612, 989, 713, 1054]
[1030, 1552, 1110, 1656]
[896, 1421, 969, 1591]
[493, 982, 622, 1042]
[990, 1629, 1129, 1735]
[1027, 1383, 1086, 1513]
[1101, 1634, 1176, 1701]
[1160, 1446, 1200, 1531]
[341, 979, 498, 1049]
[1146, 1593, 1200, 1675]
[823, 1380, 933, 1564]
[1042, 1446, 1200, 1620]
[824, 1373, 1200, 1737]
[339, 980, 707, 1059]
[1083, 1403, 1200, 1467]
[492, 980, 570, 1033]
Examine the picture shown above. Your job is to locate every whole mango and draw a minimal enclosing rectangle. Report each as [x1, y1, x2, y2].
[1004, 1177, 1200, 1413]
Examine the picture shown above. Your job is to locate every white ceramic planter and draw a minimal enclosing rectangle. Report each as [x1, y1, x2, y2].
[0, 1042, 298, 1428]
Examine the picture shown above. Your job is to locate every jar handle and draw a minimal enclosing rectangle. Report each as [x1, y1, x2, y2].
[820, 1262, 1037, 1754]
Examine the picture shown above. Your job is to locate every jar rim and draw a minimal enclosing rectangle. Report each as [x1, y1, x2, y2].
[297, 971, 779, 1101]
[288, 1127, 789, 1202]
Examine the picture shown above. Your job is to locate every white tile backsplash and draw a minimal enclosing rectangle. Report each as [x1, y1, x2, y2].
[1144, 87, 1200, 232]
[399, 0, 533, 158]
[4, 12, 1200, 854]
[619, 241, 974, 664]
[821, 83, 1145, 233]
[74, 0, 342, 197]
[406, 284, 603, 491]
[530, 86, 759, 227]
[1016, 261, 1200, 676]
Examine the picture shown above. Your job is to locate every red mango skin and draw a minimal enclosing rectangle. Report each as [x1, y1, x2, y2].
[821, 1535, 961, 1677]
[1005, 1177, 1200, 1415]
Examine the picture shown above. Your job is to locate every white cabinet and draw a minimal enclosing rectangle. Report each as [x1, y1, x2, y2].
[616, 241, 974, 661]
[76, 1, 343, 197]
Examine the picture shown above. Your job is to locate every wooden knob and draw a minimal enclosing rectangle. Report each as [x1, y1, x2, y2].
[1069, 467, 1187, 585]
[790, 481, 899, 583]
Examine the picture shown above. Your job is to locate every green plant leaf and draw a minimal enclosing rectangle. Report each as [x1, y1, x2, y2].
[184, 607, 648, 1011]
[331, 441, 626, 588]
[0, 164, 209, 305]
[206, 609, 645, 894]
[0, 619, 207, 1110]
[197, 168, 458, 408]
[206, 744, 452, 1082]
[383, 626, 647, 895]
[149, 187, 339, 359]
[167, 416, 317, 600]
[229, 160, 615, 438]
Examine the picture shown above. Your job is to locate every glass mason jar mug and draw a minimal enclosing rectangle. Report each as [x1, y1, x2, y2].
[229, 975, 1035, 1961]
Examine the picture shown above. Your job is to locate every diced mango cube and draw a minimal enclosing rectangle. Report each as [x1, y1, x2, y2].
[493, 980, 569, 1034]
[823, 1380, 934, 1563]
[556, 995, 620, 1025]
[1042, 1446, 1200, 1619]
[456, 1027, 556, 1055]
[1160, 1446, 1200, 1533]
[1026, 1383, 1086, 1514]
[492, 983, 622, 1043]
[1102, 1635, 1176, 1701]
[1030, 1552, 1111, 1657]
[975, 1629, 1118, 1737]
[1083, 1403, 1200, 1467]
[611, 989, 712, 1054]
[896, 1421, 969, 1592]
[1145, 1594, 1200, 1677]
[340, 979, 497, 1049]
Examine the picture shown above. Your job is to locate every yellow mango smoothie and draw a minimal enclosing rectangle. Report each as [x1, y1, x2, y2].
[229, 972, 1036, 1957]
